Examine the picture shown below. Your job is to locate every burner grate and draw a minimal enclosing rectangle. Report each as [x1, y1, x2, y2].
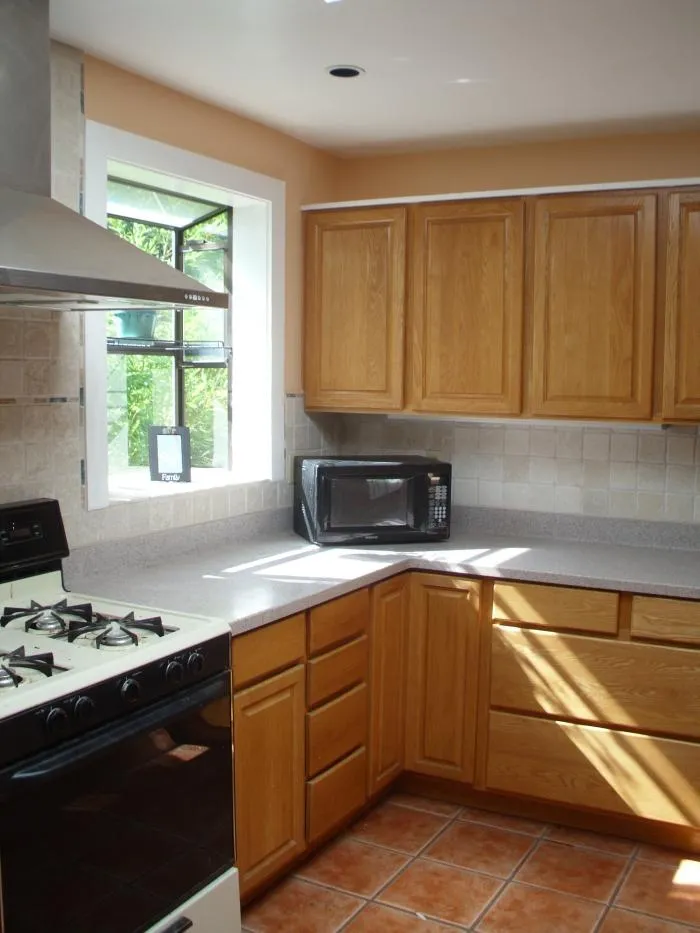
[52, 611, 176, 649]
[0, 646, 63, 689]
[1, 599, 93, 635]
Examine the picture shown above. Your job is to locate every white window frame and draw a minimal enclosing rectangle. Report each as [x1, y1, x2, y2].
[83, 121, 286, 509]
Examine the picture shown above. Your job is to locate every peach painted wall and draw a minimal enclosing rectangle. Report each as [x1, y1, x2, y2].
[335, 129, 700, 202]
[83, 57, 340, 393]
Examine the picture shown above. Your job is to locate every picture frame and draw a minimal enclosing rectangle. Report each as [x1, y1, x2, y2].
[148, 426, 192, 483]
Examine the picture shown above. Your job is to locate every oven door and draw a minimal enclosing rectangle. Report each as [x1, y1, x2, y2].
[317, 467, 430, 544]
[0, 673, 235, 933]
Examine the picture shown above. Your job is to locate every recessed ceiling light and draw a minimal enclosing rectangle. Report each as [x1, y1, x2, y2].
[327, 65, 365, 78]
[324, 0, 343, 4]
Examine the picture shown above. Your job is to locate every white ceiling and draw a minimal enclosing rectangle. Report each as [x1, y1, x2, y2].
[50, 0, 700, 155]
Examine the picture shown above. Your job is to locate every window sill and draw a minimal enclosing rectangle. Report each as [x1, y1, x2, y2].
[108, 467, 265, 503]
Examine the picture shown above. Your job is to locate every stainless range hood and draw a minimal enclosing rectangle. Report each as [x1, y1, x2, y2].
[0, 0, 228, 312]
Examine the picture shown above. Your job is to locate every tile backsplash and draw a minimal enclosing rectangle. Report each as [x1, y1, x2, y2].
[339, 416, 700, 524]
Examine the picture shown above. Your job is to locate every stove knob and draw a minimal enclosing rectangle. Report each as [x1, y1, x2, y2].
[186, 651, 204, 676]
[73, 696, 96, 722]
[120, 677, 141, 704]
[164, 660, 184, 684]
[45, 706, 70, 737]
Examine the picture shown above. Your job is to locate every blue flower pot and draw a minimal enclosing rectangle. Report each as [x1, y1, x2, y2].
[114, 311, 157, 339]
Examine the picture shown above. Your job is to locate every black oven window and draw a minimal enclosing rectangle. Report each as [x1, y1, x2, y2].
[329, 477, 414, 528]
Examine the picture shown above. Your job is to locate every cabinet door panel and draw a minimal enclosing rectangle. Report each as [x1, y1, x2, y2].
[405, 574, 480, 782]
[307, 747, 367, 844]
[491, 626, 700, 739]
[487, 710, 700, 826]
[531, 193, 655, 418]
[305, 208, 406, 411]
[663, 191, 700, 419]
[632, 595, 700, 646]
[409, 199, 524, 415]
[368, 575, 408, 795]
[307, 683, 368, 777]
[234, 665, 306, 897]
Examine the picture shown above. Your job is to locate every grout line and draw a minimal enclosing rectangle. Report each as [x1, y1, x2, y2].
[466, 835, 545, 930]
[590, 853, 646, 933]
[604, 904, 700, 931]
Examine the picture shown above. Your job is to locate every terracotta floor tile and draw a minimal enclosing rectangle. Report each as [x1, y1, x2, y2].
[425, 821, 535, 878]
[343, 903, 462, 932]
[296, 837, 409, 896]
[378, 858, 502, 927]
[348, 802, 449, 854]
[242, 878, 363, 933]
[457, 806, 547, 837]
[546, 825, 637, 856]
[477, 882, 604, 933]
[515, 840, 628, 902]
[615, 860, 700, 927]
[389, 793, 462, 817]
[637, 843, 699, 868]
[599, 907, 695, 932]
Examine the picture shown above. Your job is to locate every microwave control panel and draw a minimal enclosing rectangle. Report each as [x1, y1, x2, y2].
[427, 476, 449, 529]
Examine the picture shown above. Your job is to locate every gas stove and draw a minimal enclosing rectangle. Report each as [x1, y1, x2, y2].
[0, 498, 239, 933]
[0, 569, 229, 722]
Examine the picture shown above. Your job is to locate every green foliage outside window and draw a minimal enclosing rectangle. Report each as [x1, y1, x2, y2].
[106, 210, 230, 470]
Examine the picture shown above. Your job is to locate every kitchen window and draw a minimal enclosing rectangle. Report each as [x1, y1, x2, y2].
[106, 178, 233, 476]
[83, 121, 286, 510]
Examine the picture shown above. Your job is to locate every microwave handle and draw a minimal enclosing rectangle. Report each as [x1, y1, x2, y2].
[0, 672, 230, 791]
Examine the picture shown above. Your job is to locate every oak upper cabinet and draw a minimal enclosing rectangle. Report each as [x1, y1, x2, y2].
[405, 574, 480, 783]
[407, 199, 525, 415]
[368, 575, 409, 795]
[304, 207, 407, 411]
[530, 192, 656, 419]
[233, 665, 306, 899]
[662, 190, 700, 420]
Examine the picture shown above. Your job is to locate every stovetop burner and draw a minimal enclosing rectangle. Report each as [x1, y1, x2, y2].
[1, 599, 93, 635]
[0, 646, 63, 689]
[51, 611, 177, 649]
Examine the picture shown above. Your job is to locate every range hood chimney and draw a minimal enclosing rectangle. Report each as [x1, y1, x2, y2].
[0, 0, 228, 312]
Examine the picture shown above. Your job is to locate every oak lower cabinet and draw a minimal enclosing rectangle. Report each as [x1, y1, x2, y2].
[662, 189, 700, 420]
[305, 590, 370, 842]
[407, 199, 525, 416]
[233, 664, 306, 899]
[368, 575, 409, 795]
[304, 207, 407, 411]
[487, 711, 700, 827]
[405, 573, 480, 782]
[486, 583, 700, 829]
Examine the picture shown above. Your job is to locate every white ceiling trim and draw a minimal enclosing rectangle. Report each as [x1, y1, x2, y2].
[301, 177, 700, 211]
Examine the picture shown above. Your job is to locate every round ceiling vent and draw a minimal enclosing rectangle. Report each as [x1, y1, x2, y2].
[327, 65, 365, 78]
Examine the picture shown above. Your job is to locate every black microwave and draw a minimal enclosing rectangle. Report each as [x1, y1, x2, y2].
[294, 456, 451, 546]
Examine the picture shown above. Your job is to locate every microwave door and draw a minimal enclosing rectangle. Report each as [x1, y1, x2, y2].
[323, 474, 418, 535]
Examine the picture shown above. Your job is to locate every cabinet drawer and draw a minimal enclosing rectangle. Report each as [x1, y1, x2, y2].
[307, 635, 368, 709]
[632, 596, 700, 646]
[308, 589, 370, 657]
[307, 682, 368, 777]
[233, 613, 306, 689]
[486, 710, 700, 826]
[491, 625, 700, 740]
[307, 747, 367, 844]
[492, 582, 618, 634]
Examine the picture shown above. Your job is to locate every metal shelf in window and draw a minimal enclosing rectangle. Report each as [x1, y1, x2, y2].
[107, 338, 231, 367]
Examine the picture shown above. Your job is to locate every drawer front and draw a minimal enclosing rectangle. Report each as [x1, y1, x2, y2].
[492, 582, 618, 634]
[307, 683, 368, 777]
[632, 595, 700, 646]
[307, 747, 367, 844]
[486, 710, 700, 826]
[308, 589, 370, 657]
[307, 635, 369, 709]
[491, 625, 700, 740]
[233, 613, 306, 689]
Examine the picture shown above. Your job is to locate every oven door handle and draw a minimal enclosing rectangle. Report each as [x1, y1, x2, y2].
[0, 672, 230, 791]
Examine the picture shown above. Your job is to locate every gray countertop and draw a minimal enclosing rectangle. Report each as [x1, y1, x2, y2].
[68, 530, 700, 635]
